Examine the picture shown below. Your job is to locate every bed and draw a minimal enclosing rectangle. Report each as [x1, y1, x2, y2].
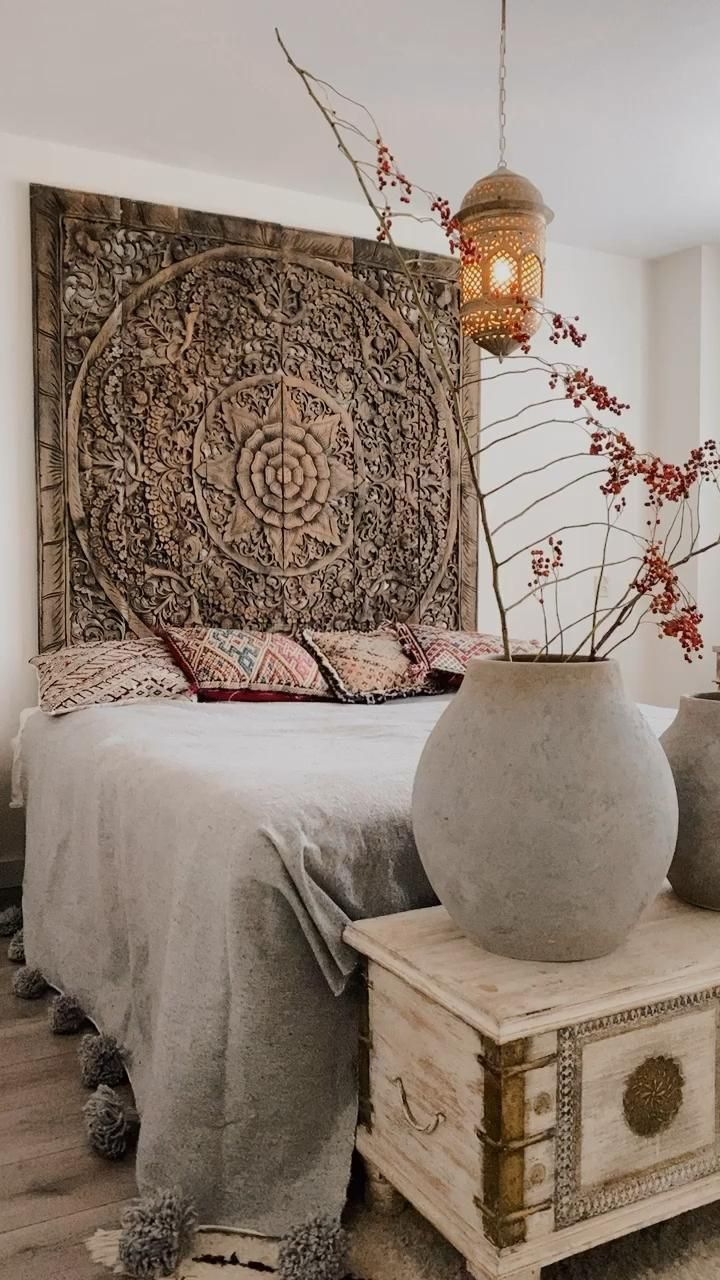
[24, 186, 487, 1233]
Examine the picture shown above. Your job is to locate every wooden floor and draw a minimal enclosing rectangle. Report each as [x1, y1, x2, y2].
[0, 950, 137, 1279]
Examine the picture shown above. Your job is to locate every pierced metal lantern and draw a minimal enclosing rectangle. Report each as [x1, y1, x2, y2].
[455, 166, 553, 359]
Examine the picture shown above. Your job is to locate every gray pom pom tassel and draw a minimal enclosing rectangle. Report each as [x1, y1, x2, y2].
[48, 993, 87, 1035]
[83, 1084, 139, 1160]
[12, 965, 49, 999]
[277, 1214, 348, 1280]
[118, 1187, 198, 1278]
[7, 928, 24, 964]
[0, 904, 22, 937]
[78, 1032, 126, 1088]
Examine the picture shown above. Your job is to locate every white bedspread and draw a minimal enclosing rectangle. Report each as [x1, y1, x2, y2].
[17, 696, 447, 1231]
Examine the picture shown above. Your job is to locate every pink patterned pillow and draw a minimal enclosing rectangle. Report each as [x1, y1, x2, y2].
[162, 626, 330, 701]
[301, 628, 433, 704]
[31, 638, 195, 715]
[396, 624, 539, 678]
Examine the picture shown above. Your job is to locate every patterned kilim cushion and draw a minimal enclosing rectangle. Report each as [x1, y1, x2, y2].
[31, 638, 195, 715]
[162, 626, 330, 701]
[396, 624, 540, 677]
[301, 628, 434, 704]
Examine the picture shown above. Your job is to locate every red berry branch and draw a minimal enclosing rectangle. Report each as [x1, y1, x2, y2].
[279, 30, 720, 664]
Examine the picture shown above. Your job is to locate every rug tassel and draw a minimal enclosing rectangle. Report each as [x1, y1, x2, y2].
[85, 1227, 122, 1270]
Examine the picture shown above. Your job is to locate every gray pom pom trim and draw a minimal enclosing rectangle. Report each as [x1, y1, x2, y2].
[277, 1214, 348, 1280]
[78, 1032, 126, 1089]
[7, 928, 24, 964]
[12, 965, 49, 1000]
[118, 1187, 198, 1278]
[0, 904, 22, 937]
[48, 993, 87, 1035]
[83, 1084, 139, 1160]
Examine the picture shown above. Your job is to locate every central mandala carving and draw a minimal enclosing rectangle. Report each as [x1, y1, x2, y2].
[194, 374, 359, 577]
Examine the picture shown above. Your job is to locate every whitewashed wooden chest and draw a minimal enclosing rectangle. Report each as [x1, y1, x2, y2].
[345, 888, 720, 1280]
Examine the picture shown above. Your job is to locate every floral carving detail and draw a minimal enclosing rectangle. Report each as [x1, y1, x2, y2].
[197, 379, 354, 569]
[622, 1055, 685, 1137]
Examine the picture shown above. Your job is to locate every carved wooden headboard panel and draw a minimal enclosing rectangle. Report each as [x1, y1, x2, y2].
[31, 185, 478, 650]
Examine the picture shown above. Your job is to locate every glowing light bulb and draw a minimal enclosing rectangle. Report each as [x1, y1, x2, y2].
[490, 254, 516, 295]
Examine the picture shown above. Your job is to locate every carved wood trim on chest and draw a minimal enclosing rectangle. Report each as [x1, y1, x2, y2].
[30, 185, 479, 650]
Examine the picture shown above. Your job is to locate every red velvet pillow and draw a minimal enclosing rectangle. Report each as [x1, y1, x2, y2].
[162, 626, 330, 702]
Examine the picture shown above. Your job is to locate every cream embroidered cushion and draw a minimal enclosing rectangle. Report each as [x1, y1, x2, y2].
[31, 638, 195, 715]
[396, 623, 540, 678]
[301, 628, 433, 703]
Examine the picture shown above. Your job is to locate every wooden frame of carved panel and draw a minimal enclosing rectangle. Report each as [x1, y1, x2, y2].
[31, 185, 479, 651]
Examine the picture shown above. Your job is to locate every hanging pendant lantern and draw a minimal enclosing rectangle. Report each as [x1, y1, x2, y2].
[456, 0, 553, 359]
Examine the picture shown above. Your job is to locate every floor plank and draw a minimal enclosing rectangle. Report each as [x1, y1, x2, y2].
[0, 1097, 90, 1168]
[0, 951, 135, 1276]
[0, 1052, 83, 1114]
[0, 959, 22, 996]
[0, 1019, 78, 1069]
[1, 1146, 137, 1235]
[0, 991, 48, 1027]
[0, 1202, 128, 1277]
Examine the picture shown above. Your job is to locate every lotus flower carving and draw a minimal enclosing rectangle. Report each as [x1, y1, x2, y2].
[196, 378, 355, 571]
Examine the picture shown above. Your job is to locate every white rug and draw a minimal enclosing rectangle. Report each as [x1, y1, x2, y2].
[87, 1197, 720, 1279]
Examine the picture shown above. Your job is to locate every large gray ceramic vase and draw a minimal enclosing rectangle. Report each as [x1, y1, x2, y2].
[412, 656, 679, 962]
[661, 693, 720, 909]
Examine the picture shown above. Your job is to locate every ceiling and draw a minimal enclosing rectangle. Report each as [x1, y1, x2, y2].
[1, 0, 718, 258]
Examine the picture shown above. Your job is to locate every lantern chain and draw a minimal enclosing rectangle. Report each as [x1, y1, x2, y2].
[498, 0, 508, 169]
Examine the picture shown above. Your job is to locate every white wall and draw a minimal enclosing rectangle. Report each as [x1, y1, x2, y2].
[0, 127, 653, 862]
[477, 244, 651, 701]
[641, 245, 720, 705]
[697, 247, 720, 694]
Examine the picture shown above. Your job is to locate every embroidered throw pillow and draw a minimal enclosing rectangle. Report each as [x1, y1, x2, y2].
[162, 626, 330, 701]
[396, 624, 540, 678]
[301, 628, 433, 704]
[31, 638, 195, 715]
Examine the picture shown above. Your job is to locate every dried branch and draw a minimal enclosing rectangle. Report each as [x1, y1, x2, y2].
[485, 452, 596, 499]
[490, 470, 608, 538]
[590, 500, 613, 658]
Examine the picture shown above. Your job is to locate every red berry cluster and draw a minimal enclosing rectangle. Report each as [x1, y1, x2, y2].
[549, 313, 587, 348]
[632, 544, 703, 660]
[634, 543, 680, 610]
[509, 300, 536, 354]
[590, 431, 720, 515]
[528, 537, 563, 595]
[375, 139, 412, 203]
[429, 196, 477, 260]
[375, 209, 393, 243]
[660, 606, 704, 661]
[551, 367, 629, 417]
[640, 443, 720, 507]
[589, 429, 638, 511]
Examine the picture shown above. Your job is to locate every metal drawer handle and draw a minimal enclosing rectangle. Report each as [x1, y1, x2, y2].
[391, 1076, 446, 1135]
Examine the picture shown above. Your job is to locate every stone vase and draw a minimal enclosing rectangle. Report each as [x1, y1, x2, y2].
[661, 693, 720, 909]
[411, 656, 678, 962]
